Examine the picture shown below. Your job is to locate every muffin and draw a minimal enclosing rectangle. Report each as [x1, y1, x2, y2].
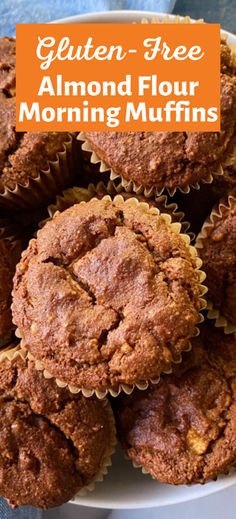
[12, 196, 204, 395]
[0, 237, 19, 347]
[196, 196, 236, 327]
[114, 325, 236, 485]
[220, 39, 236, 77]
[83, 73, 236, 194]
[0, 348, 115, 509]
[0, 37, 16, 96]
[0, 93, 75, 210]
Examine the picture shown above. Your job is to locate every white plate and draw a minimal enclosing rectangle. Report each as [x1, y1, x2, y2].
[51, 10, 236, 508]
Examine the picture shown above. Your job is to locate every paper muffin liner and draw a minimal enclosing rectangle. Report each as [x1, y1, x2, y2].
[196, 194, 236, 337]
[43, 181, 191, 237]
[77, 131, 225, 200]
[0, 345, 116, 496]
[76, 14, 236, 198]
[75, 398, 117, 497]
[0, 133, 76, 211]
[15, 193, 207, 398]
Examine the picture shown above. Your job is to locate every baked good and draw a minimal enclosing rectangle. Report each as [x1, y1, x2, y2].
[0, 238, 17, 346]
[196, 196, 236, 326]
[12, 197, 203, 393]
[220, 39, 236, 76]
[84, 74, 236, 193]
[114, 325, 236, 484]
[47, 182, 189, 234]
[0, 351, 115, 509]
[0, 94, 70, 193]
[0, 37, 16, 96]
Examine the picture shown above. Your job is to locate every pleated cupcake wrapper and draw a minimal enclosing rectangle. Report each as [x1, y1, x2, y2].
[14, 193, 207, 398]
[143, 14, 236, 67]
[44, 180, 191, 237]
[77, 132, 225, 200]
[0, 345, 117, 497]
[75, 398, 117, 497]
[196, 194, 236, 337]
[0, 133, 75, 211]
[0, 344, 26, 363]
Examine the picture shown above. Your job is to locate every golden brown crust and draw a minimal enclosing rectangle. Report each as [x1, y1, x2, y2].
[0, 37, 16, 96]
[0, 354, 113, 509]
[12, 197, 202, 391]
[85, 74, 236, 192]
[0, 94, 70, 192]
[114, 325, 236, 485]
[198, 199, 236, 325]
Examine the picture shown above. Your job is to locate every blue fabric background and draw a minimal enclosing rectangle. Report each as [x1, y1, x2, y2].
[0, 0, 176, 36]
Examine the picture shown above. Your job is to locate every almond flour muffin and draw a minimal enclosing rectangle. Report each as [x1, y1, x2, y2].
[114, 325, 236, 485]
[12, 197, 203, 393]
[0, 37, 16, 96]
[0, 94, 70, 191]
[84, 74, 236, 193]
[220, 39, 236, 77]
[0, 351, 115, 509]
[0, 93, 75, 209]
[196, 197, 236, 326]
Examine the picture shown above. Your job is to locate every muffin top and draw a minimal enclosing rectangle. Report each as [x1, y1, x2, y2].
[12, 197, 202, 392]
[0, 37, 16, 96]
[0, 93, 69, 192]
[197, 198, 236, 325]
[85, 74, 236, 192]
[0, 352, 113, 509]
[0, 238, 15, 345]
[114, 325, 236, 484]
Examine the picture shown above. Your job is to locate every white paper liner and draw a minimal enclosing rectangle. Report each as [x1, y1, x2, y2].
[0, 133, 75, 211]
[196, 194, 236, 336]
[43, 181, 191, 237]
[75, 398, 117, 497]
[77, 131, 225, 200]
[14, 193, 207, 398]
[0, 345, 117, 497]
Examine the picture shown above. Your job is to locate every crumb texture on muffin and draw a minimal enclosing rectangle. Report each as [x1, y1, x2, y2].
[85, 74, 236, 191]
[198, 199, 236, 325]
[0, 37, 16, 96]
[12, 197, 202, 390]
[0, 354, 112, 509]
[114, 326, 236, 485]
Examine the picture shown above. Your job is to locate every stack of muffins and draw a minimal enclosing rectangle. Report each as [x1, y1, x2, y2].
[1, 22, 236, 510]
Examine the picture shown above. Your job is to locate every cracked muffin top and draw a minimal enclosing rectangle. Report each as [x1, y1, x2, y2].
[12, 197, 203, 392]
[0, 37, 16, 97]
[0, 93, 70, 193]
[0, 352, 114, 509]
[0, 238, 17, 346]
[85, 74, 236, 192]
[197, 197, 236, 326]
[114, 325, 236, 485]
